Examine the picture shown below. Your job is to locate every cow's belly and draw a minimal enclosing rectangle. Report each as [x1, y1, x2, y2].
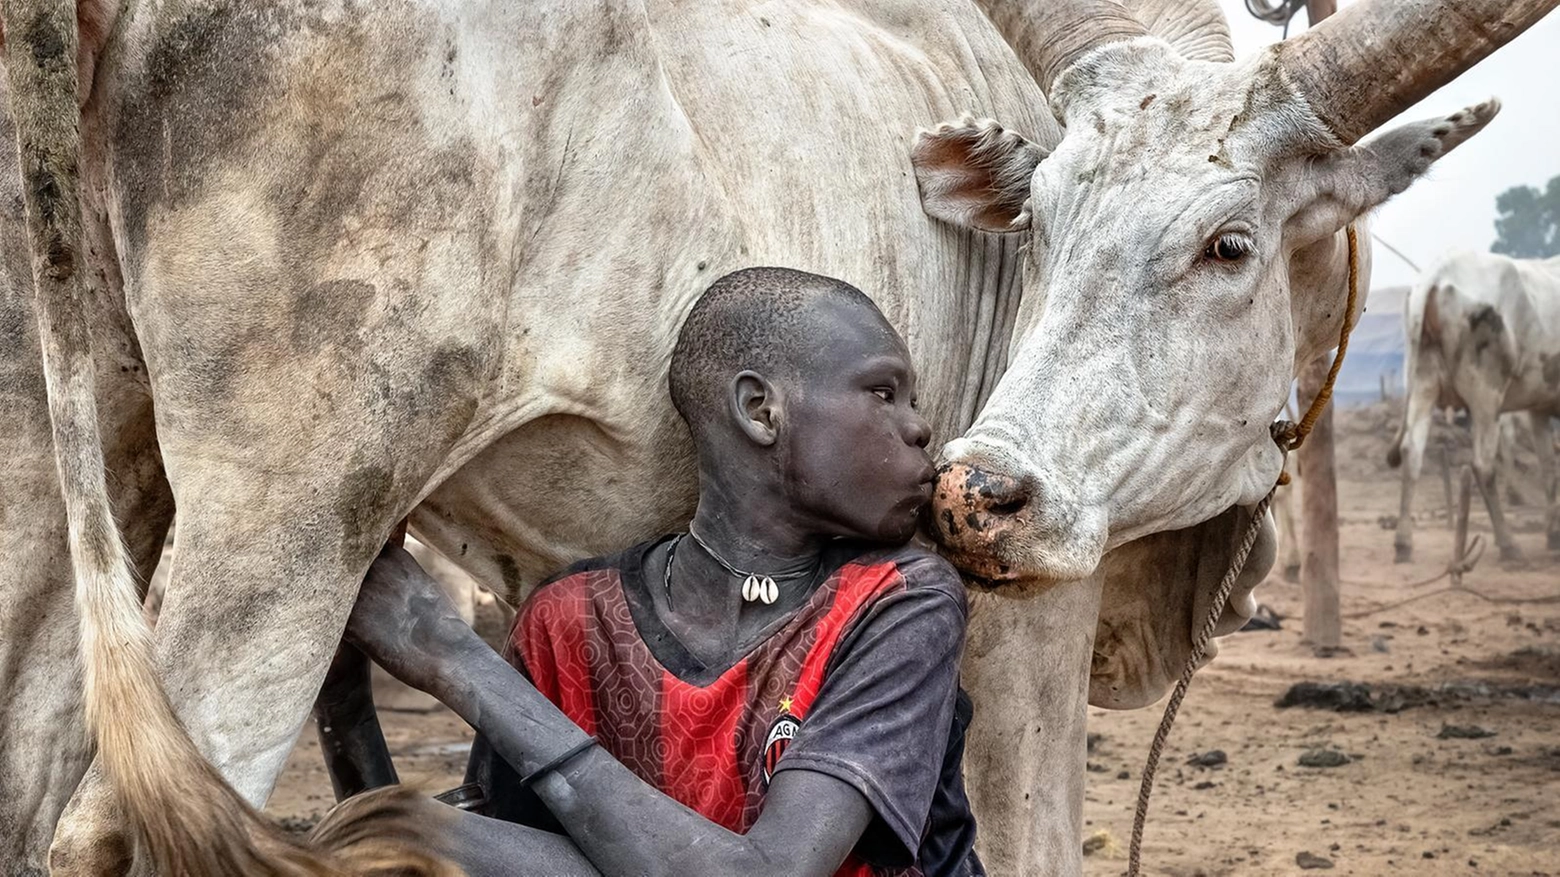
[409, 402, 697, 602]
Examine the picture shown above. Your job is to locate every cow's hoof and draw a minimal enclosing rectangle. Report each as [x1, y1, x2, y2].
[1498, 544, 1525, 565]
[1283, 563, 1301, 583]
[1393, 543, 1413, 564]
[1547, 530, 1560, 552]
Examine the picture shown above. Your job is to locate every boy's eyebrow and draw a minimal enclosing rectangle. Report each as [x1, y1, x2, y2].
[852, 355, 911, 376]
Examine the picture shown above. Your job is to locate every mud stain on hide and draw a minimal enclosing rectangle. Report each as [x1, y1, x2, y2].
[1543, 354, 1560, 388]
[291, 279, 375, 352]
[335, 463, 394, 563]
[116, 3, 286, 250]
[1468, 304, 1505, 359]
[495, 555, 523, 597]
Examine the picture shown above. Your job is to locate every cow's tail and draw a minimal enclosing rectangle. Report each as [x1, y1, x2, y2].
[0, 3, 459, 874]
[1387, 273, 1443, 470]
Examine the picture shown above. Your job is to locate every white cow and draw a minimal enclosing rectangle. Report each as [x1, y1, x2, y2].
[1, 0, 1544, 874]
[1387, 251, 1560, 562]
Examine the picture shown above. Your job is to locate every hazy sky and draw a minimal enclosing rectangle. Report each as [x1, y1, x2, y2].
[1216, 1, 1560, 290]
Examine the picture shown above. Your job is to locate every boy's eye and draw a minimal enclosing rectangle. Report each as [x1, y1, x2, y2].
[872, 387, 894, 403]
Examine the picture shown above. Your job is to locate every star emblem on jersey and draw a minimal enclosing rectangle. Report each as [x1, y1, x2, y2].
[763, 707, 801, 785]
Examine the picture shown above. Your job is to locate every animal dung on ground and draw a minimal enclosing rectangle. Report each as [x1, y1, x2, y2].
[1185, 749, 1227, 768]
[1296, 851, 1336, 870]
[1435, 723, 1496, 739]
[1298, 748, 1352, 768]
[1275, 681, 1375, 712]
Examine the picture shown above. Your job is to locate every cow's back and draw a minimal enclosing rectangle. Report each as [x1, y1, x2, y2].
[1416, 252, 1560, 414]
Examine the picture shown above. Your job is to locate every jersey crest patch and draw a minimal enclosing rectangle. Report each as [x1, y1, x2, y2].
[762, 711, 801, 784]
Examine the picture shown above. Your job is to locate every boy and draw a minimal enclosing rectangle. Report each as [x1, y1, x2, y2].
[346, 267, 981, 875]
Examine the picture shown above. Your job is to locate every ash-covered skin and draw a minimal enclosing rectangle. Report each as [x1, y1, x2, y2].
[342, 271, 950, 876]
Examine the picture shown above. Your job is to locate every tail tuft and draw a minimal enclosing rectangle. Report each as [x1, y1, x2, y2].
[310, 787, 466, 877]
[1385, 445, 1402, 469]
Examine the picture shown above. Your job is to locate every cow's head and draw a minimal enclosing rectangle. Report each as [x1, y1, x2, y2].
[918, 0, 1523, 590]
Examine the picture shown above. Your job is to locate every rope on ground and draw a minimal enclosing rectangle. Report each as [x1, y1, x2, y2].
[1127, 225, 1360, 875]
[1338, 535, 1484, 592]
[1342, 583, 1560, 619]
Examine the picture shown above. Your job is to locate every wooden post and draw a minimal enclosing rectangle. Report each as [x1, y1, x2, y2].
[1306, 0, 1337, 25]
[1439, 435, 1456, 530]
[1297, 0, 1342, 654]
[1298, 355, 1342, 649]
[1451, 466, 1474, 588]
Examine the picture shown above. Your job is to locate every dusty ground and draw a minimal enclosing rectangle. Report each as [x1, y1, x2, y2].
[264, 403, 1560, 876]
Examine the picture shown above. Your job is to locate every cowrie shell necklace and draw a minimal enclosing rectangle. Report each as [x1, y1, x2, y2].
[663, 528, 822, 606]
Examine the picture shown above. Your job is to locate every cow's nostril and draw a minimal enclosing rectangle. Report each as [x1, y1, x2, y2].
[988, 495, 1028, 517]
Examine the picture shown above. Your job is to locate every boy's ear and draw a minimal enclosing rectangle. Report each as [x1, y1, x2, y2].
[911, 117, 1046, 233]
[1284, 99, 1498, 248]
[731, 370, 779, 446]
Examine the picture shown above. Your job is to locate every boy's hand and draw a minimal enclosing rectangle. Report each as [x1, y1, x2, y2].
[345, 544, 480, 693]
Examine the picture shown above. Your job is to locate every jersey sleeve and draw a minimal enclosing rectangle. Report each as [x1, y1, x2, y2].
[770, 552, 969, 868]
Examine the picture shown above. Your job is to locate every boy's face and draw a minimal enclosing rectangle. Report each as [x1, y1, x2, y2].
[776, 298, 935, 544]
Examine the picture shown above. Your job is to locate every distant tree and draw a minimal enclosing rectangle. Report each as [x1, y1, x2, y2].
[1492, 175, 1560, 259]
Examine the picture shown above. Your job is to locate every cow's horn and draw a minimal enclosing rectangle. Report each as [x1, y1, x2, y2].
[980, 0, 1150, 94]
[1281, 0, 1559, 145]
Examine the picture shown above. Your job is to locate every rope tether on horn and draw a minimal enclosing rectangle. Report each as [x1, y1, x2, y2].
[1125, 224, 1360, 876]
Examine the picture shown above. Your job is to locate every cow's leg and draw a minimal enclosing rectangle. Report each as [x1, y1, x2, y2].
[0, 242, 173, 873]
[1391, 378, 1436, 562]
[52, 423, 484, 871]
[48, 292, 494, 871]
[1497, 416, 1521, 506]
[1468, 405, 1522, 562]
[1531, 413, 1560, 550]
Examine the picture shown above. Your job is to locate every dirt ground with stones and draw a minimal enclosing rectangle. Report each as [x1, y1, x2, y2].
[264, 402, 1560, 875]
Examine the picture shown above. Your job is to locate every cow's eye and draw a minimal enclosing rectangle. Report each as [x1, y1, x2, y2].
[872, 387, 894, 403]
[1203, 233, 1250, 263]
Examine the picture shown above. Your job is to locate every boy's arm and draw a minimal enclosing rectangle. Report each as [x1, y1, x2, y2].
[348, 546, 872, 877]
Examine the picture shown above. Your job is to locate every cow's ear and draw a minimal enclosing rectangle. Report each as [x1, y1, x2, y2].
[912, 118, 1045, 233]
[1284, 100, 1498, 248]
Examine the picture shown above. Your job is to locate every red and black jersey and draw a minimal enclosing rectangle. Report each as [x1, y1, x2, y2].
[474, 537, 983, 877]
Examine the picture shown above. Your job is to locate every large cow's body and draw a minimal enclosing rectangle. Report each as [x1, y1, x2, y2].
[1388, 251, 1560, 561]
[5, 0, 1065, 869]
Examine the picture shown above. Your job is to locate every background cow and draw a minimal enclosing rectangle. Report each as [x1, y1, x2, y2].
[1387, 251, 1560, 562]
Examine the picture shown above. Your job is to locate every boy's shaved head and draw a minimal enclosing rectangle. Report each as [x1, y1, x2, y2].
[669, 267, 884, 437]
